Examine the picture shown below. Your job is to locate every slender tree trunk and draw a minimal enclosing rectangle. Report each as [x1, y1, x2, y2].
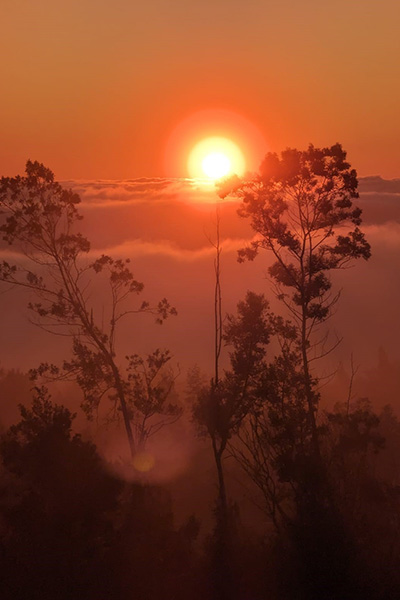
[301, 305, 320, 459]
[211, 437, 235, 600]
[210, 203, 236, 600]
[212, 437, 228, 521]
[214, 205, 222, 387]
[212, 202, 227, 515]
[81, 316, 137, 459]
[53, 254, 137, 458]
[109, 360, 136, 458]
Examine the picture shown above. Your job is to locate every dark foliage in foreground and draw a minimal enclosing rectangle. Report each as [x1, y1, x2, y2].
[0, 395, 202, 600]
[1, 390, 400, 599]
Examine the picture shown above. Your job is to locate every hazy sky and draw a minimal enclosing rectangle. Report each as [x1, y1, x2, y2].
[1, 0, 400, 179]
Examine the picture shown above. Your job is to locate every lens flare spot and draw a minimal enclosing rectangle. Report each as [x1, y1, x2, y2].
[132, 451, 155, 473]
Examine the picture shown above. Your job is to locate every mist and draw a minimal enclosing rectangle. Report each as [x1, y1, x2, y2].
[1, 161, 400, 599]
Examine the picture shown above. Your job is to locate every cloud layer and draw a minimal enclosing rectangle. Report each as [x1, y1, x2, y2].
[1, 176, 400, 386]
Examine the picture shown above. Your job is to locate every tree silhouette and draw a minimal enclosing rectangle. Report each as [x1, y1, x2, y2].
[191, 291, 272, 600]
[0, 161, 177, 457]
[219, 143, 371, 458]
[229, 315, 304, 530]
[126, 349, 182, 450]
[0, 390, 202, 600]
[192, 292, 272, 519]
[0, 388, 121, 599]
[216, 146, 373, 598]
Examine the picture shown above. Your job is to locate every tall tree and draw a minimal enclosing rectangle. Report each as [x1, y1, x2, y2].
[219, 143, 371, 458]
[0, 161, 177, 457]
[192, 292, 272, 519]
[229, 315, 304, 530]
[192, 291, 272, 600]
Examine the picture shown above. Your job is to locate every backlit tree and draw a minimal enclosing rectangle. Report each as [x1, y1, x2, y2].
[0, 161, 178, 457]
[219, 143, 371, 457]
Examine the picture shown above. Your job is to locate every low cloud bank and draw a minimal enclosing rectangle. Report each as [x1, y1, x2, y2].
[1, 176, 399, 386]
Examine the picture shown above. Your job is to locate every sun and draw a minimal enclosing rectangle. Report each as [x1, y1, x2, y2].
[187, 136, 246, 180]
[164, 109, 267, 178]
[202, 152, 231, 179]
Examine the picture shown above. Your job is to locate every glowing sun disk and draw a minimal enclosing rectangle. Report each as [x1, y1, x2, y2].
[202, 152, 231, 179]
[187, 136, 245, 180]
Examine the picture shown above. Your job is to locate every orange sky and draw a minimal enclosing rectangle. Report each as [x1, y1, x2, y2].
[1, 0, 400, 179]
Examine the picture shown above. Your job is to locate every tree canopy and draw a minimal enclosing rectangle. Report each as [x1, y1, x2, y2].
[219, 144, 371, 457]
[0, 161, 178, 457]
